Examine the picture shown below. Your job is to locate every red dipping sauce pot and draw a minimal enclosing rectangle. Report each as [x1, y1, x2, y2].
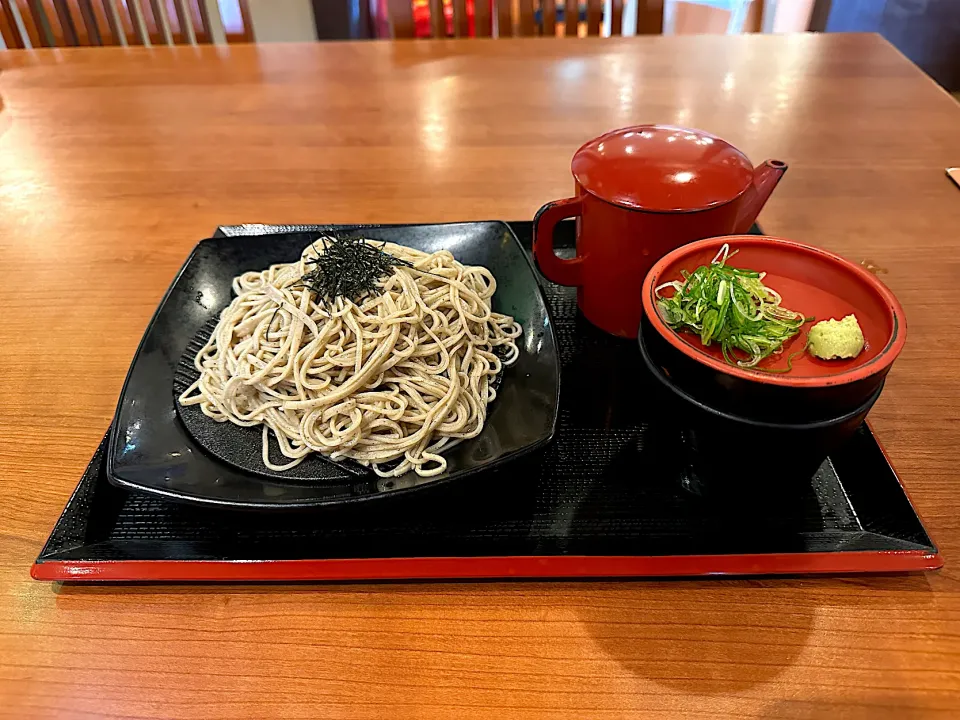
[533, 125, 787, 338]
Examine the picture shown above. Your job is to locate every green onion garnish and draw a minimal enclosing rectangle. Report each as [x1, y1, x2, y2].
[655, 244, 810, 370]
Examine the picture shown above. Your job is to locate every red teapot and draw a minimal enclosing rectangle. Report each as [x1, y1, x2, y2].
[534, 125, 787, 338]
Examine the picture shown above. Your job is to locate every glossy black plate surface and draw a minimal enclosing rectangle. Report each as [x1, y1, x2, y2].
[107, 222, 560, 508]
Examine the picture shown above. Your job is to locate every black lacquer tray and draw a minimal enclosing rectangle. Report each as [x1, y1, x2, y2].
[32, 222, 941, 582]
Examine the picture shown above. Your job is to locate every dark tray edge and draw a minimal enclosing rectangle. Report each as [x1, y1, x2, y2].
[33, 546, 942, 583]
[32, 415, 944, 582]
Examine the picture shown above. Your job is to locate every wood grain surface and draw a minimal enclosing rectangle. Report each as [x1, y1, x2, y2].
[1, 34, 960, 719]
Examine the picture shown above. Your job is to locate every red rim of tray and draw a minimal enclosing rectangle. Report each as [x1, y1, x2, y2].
[642, 235, 907, 388]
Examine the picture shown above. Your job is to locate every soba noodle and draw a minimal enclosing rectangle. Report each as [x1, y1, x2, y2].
[178, 240, 522, 478]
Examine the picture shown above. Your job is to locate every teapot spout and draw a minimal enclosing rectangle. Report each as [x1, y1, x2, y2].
[735, 160, 787, 234]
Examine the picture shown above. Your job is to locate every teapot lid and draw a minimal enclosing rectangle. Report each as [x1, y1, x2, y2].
[571, 125, 755, 212]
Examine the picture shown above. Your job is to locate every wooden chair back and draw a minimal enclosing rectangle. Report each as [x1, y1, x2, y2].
[385, 0, 665, 39]
[0, 0, 254, 49]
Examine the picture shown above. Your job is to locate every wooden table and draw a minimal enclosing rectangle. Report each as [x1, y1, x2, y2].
[1, 33, 959, 719]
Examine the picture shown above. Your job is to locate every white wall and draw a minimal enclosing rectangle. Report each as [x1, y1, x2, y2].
[246, 0, 319, 42]
[770, 0, 817, 32]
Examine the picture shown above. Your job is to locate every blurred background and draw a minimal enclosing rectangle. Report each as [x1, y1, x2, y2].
[1, 1, 958, 92]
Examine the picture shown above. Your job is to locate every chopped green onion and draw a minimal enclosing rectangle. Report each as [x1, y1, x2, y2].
[655, 244, 811, 370]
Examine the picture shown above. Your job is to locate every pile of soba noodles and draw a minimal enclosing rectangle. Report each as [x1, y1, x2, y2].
[178, 238, 522, 478]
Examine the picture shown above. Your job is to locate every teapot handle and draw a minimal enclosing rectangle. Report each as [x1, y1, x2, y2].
[533, 197, 585, 287]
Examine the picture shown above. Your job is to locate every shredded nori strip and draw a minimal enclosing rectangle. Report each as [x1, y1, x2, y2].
[299, 235, 412, 306]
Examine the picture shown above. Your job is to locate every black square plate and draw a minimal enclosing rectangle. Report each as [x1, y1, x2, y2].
[106, 222, 560, 508]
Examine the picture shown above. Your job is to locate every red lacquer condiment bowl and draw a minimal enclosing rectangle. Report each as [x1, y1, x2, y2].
[640, 235, 907, 422]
